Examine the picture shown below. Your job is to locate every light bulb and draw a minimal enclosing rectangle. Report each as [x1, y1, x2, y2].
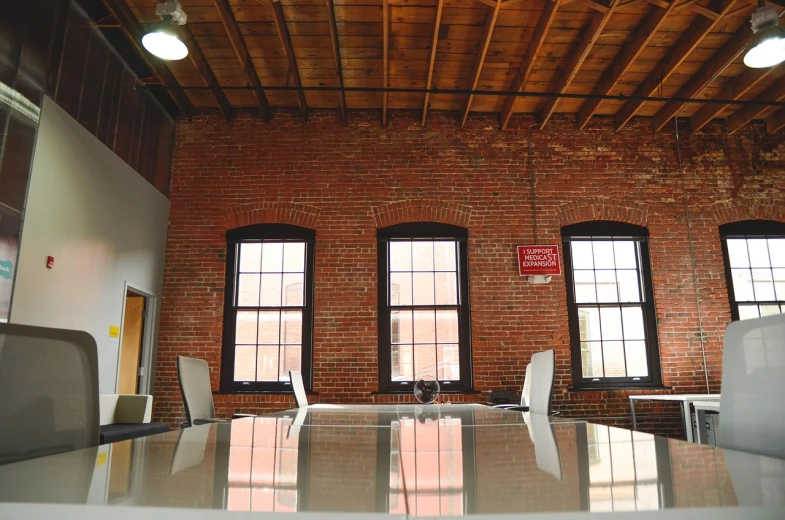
[142, 27, 188, 60]
[743, 31, 785, 68]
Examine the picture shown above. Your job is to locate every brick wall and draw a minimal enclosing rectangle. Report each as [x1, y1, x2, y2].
[155, 109, 785, 436]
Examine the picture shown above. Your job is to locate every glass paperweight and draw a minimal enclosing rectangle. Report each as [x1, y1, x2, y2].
[413, 375, 440, 404]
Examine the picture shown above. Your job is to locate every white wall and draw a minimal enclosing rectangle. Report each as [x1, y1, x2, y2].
[11, 97, 170, 393]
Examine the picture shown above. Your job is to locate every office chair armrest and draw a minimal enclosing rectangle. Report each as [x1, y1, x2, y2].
[193, 418, 230, 425]
[493, 404, 527, 410]
[496, 405, 530, 412]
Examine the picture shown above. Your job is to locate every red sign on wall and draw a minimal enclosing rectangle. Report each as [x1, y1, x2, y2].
[517, 245, 561, 276]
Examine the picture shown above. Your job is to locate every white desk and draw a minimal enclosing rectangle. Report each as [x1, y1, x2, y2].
[0, 404, 783, 518]
[629, 394, 721, 442]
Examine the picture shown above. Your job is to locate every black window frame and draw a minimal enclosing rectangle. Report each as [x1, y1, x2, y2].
[562, 221, 663, 390]
[220, 224, 316, 393]
[377, 222, 473, 393]
[719, 220, 785, 322]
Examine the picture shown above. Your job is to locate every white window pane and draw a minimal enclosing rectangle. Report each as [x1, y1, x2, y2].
[613, 241, 637, 269]
[616, 270, 641, 303]
[593, 242, 615, 269]
[256, 346, 279, 381]
[624, 341, 648, 377]
[596, 270, 619, 303]
[279, 345, 301, 380]
[738, 305, 760, 320]
[260, 273, 283, 306]
[413, 310, 436, 343]
[390, 242, 412, 271]
[747, 239, 771, 268]
[236, 311, 258, 344]
[727, 239, 750, 268]
[759, 304, 781, 317]
[261, 242, 283, 272]
[435, 310, 459, 343]
[282, 243, 305, 273]
[392, 344, 413, 381]
[258, 311, 280, 344]
[603, 341, 626, 377]
[390, 273, 412, 305]
[752, 269, 775, 300]
[579, 307, 602, 342]
[434, 272, 457, 305]
[237, 274, 261, 306]
[412, 272, 435, 305]
[769, 239, 785, 268]
[571, 242, 594, 269]
[414, 344, 436, 380]
[412, 241, 434, 271]
[774, 269, 785, 300]
[433, 242, 456, 271]
[234, 345, 256, 381]
[731, 269, 755, 301]
[392, 310, 413, 343]
[574, 270, 597, 303]
[240, 243, 261, 272]
[280, 311, 302, 344]
[282, 274, 304, 306]
[581, 341, 603, 378]
[437, 344, 460, 380]
[600, 307, 623, 340]
[621, 307, 645, 340]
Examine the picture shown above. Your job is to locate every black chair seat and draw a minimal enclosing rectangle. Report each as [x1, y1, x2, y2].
[99, 423, 169, 444]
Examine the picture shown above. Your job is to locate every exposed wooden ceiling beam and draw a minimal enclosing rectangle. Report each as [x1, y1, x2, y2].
[575, 0, 611, 11]
[500, 0, 563, 130]
[461, 0, 502, 128]
[726, 72, 785, 134]
[383, 0, 389, 126]
[576, 0, 678, 130]
[422, 0, 445, 127]
[651, 24, 752, 132]
[691, 3, 721, 18]
[213, 0, 271, 120]
[180, 26, 232, 122]
[689, 67, 775, 133]
[539, 0, 618, 129]
[765, 107, 785, 134]
[99, 0, 194, 119]
[325, 0, 347, 125]
[271, 0, 308, 122]
[614, 0, 737, 131]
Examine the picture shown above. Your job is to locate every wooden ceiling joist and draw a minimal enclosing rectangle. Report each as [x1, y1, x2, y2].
[614, 0, 738, 131]
[461, 0, 502, 128]
[422, 0, 445, 127]
[100, 0, 194, 118]
[271, 0, 308, 123]
[325, 0, 347, 125]
[500, 0, 563, 130]
[180, 26, 232, 122]
[383, 0, 389, 127]
[213, 0, 271, 120]
[539, 0, 618, 129]
[765, 107, 785, 134]
[726, 75, 785, 134]
[576, 0, 678, 130]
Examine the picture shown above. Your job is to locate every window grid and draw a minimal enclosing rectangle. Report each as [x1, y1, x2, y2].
[724, 236, 785, 321]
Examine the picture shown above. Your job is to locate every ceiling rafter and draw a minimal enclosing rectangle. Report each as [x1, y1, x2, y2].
[461, 0, 503, 128]
[99, 0, 194, 119]
[690, 3, 721, 18]
[271, 0, 308, 122]
[726, 74, 785, 134]
[575, 0, 612, 11]
[539, 0, 619, 129]
[325, 0, 347, 125]
[180, 25, 233, 122]
[213, 0, 271, 120]
[614, 0, 738, 131]
[500, 0, 563, 130]
[576, 0, 679, 130]
[422, 0, 446, 127]
[765, 107, 785, 134]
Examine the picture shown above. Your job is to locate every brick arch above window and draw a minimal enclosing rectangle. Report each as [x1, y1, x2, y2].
[224, 203, 321, 230]
[711, 202, 785, 227]
[373, 200, 472, 229]
[557, 198, 649, 228]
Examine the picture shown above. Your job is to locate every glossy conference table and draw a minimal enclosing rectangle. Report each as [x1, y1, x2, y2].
[0, 404, 783, 520]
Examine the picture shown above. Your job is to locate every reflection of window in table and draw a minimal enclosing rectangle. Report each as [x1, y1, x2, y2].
[389, 418, 464, 516]
[720, 221, 785, 322]
[227, 417, 299, 512]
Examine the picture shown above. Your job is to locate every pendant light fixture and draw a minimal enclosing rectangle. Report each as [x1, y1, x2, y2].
[744, 2, 785, 68]
[142, 1, 189, 61]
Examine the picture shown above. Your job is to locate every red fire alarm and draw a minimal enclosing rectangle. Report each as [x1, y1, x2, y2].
[46, 256, 54, 269]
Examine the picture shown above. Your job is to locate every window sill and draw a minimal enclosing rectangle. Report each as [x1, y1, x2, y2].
[567, 385, 671, 392]
[213, 390, 319, 396]
[372, 389, 480, 395]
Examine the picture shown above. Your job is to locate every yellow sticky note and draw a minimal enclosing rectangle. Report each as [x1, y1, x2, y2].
[96, 452, 108, 466]
[109, 325, 120, 338]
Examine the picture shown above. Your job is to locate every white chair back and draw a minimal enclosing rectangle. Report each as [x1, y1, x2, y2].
[719, 313, 785, 459]
[528, 349, 555, 415]
[177, 356, 216, 426]
[520, 363, 532, 407]
[289, 370, 308, 408]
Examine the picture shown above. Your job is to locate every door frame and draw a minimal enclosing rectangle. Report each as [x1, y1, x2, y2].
[115, 282, 160, 395]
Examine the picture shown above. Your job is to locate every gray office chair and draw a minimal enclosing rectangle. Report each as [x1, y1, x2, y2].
[289, 370, 308, 408]
[177, 356, 227, 427]
[0, 323, 99, 464]
[719, 313, 785, 459]
[495, 349, 556, 415]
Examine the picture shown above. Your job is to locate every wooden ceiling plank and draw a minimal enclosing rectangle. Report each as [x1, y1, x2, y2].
[100, 0, 194, 119]
[213, 0, 271, 120]
[499, 0, 563, 130]
[383, 0, 389, 126]
[271, 0, 308, 122]
[614, 0, 737, 131]
[325, 0, 347, 125]
[690, 3, 721, 18]
[461, 0, 502, 128]
[726, 72, 785, 134]
[576, 0, 679, 130]
[181, 26, 233, 121]
[575, 0, 612, 12]
[765, 107, 785, 134]
[422, 0, 446, 127]
[539, 0, 619, 129]
[647, 0, 670, 8]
